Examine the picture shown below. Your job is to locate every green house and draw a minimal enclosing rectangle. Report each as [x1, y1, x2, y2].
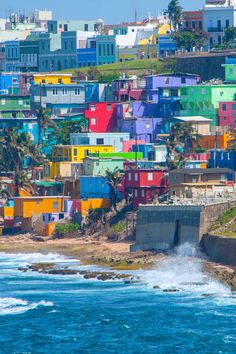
[180, 85, 236, 126]
[0, 94, 31, 118]
[83, 157, 124, 176]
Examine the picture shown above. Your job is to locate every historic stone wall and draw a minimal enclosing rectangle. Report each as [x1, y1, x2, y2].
[202, 234, 236, 267]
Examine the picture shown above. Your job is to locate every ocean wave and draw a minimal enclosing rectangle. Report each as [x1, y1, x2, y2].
[139, 243, 231, 298]
[0, 297, 54, 316]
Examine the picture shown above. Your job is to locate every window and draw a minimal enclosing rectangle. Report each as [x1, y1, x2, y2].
[141, 190, 145, 197]
[198, 21, 202, 29]
[107, 104, 112, 111]
[62, 88, 68, 95]
[91, 104, 96, 111]
[64, 24, 68, 31]
[232, 104, 236, 111]
[226, 19, 230, 28]
[222, 103, 227, 111]
[128, 173, 131, 181]
[181, 77, 186, 84]
[91, 118, 96, 125]
[1, 99, 6, 105]
[74, 149, 77, 156]
[58, 79, 62, 84]
[74, 89, 80, 95]
[164, 77, 169, 84]
[18, 99, 23, 105]
[192, 21, 196, 29]
[146, 123, 150, 129]
[201, 88, 206, 95]
[134, 190, 138, 197]
[53, 202, 59, 209]
[84, 24, 89, 31]
[148, 173, 153, 181]
[134, 173, 138, 181]
[96, 138, 104, 145]
[52, 89, 58, 96]
[223, 117, 227, 121]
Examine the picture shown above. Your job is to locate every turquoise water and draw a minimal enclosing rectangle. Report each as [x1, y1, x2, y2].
[0, 249, 235, 353]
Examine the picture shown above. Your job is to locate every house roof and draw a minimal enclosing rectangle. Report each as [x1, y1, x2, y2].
[169, 168, 230, 174]
[172, 116, 212, 123]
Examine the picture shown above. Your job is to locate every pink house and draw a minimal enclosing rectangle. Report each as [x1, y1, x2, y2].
[219, 101, 236, 127]
[123, 139, 145, 152]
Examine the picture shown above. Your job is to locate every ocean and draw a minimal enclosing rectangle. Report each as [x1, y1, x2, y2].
[0, 246, 235, 354]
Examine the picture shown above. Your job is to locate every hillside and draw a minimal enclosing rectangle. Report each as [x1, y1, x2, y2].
[61, 58, 176, 80]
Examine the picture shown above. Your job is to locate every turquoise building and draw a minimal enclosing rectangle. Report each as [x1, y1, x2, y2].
[96, 35, 116, 65]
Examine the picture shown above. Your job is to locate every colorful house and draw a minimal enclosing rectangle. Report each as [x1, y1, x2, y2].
[32, 73, 73, 85]
[83, 157, 124, 176]
[125, 168, 169, 208]
[219, 101, 236, 127]
[70, 132, 130, 152]
[51, 145, 114, 163]
[72, 198, 110, 217]
[0, 94, 31, 118]
[13, 196, 69, 218]
[146, 74, 199, 102]
[112, 78, 146, 102]
[120, 117, 162, 143]
[208, 150, 236, 171]
[85, 102, 118, 132]
[180, 85, 236, 126]
[79, 176, 111, 199]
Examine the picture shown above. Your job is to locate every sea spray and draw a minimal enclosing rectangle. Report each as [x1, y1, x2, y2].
[140, 243, 231, 296]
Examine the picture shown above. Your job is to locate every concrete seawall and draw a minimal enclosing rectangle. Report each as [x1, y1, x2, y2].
[202, 234, 236, 267]
[131, 200, 236, 252]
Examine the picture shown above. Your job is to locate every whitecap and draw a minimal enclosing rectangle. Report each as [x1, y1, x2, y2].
[0, 297, 54, 316]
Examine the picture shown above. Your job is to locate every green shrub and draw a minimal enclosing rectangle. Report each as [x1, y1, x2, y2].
[111, 222, 126, 233]
[55, 223, 80, 237]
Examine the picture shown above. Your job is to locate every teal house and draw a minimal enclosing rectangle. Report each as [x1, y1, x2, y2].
[83, 157, 124, 176]
[96, 35, 116, 65]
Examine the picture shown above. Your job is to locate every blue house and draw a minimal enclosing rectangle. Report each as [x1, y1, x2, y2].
[0, 73, 20, 94]
[77, 38, 96, 67]
[208, 150, 236, 171]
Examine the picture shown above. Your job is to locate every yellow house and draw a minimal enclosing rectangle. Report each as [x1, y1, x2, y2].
[44, 145, 114, 179]
[77, 198, 110, 216]
[33, 73, 73, 85]
[52, 145, 114, 163]
[13, 196, 69, 218]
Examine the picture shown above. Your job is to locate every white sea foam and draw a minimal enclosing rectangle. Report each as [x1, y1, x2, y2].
[0, 297, 54, 316]
[139, 243, 232, 298]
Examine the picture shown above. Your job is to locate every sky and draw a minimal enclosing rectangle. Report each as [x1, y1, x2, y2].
[1, 0, 204, 24]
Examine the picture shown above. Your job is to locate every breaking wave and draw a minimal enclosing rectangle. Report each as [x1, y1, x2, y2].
[140, 243, 232, 297]
[0, 297, 54, 316]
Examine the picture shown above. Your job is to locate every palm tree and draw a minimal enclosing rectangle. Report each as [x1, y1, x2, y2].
[36, 107, 57, 145]
[105, 167, 124, 213]
[0, 128, 44, 196]
[167, 0, 183, 32]
[15, 171, 35, 197]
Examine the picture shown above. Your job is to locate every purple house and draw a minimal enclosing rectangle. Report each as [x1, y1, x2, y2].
[145, 74, 200, 102]
[120, 117, 162, 143]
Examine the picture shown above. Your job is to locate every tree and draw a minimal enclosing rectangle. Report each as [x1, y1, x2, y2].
[105, 167, 124, 212]
[0, 128, 44, 196]
[36, 107, 58, 145]
[223, 26, 236, 46]
[166, 122, 200, 169]
[172, 30, 209, 51]
[47, 118, 88, 146]
[167, 0, 183, 32]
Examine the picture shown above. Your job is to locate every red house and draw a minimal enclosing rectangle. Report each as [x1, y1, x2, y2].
[219, 101, 236, 127]
[112, 78, 146, 102]
[125, 169, 169, 208]
[183, 10, 203, 31]
[84, 102, 118, 132]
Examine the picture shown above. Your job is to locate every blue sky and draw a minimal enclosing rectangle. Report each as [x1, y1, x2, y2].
[1, 0, 204, 23]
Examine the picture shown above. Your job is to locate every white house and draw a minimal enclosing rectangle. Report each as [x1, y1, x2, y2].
[204, 0, 236, 46]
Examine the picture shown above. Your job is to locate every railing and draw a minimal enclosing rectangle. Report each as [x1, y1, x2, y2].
[207, 27, 224, 32]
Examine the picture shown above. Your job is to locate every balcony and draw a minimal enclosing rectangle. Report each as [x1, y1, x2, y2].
[207, 27, 224, 33]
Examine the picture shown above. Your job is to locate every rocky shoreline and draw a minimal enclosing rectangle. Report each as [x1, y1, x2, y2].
[0, 234, 236, 291]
